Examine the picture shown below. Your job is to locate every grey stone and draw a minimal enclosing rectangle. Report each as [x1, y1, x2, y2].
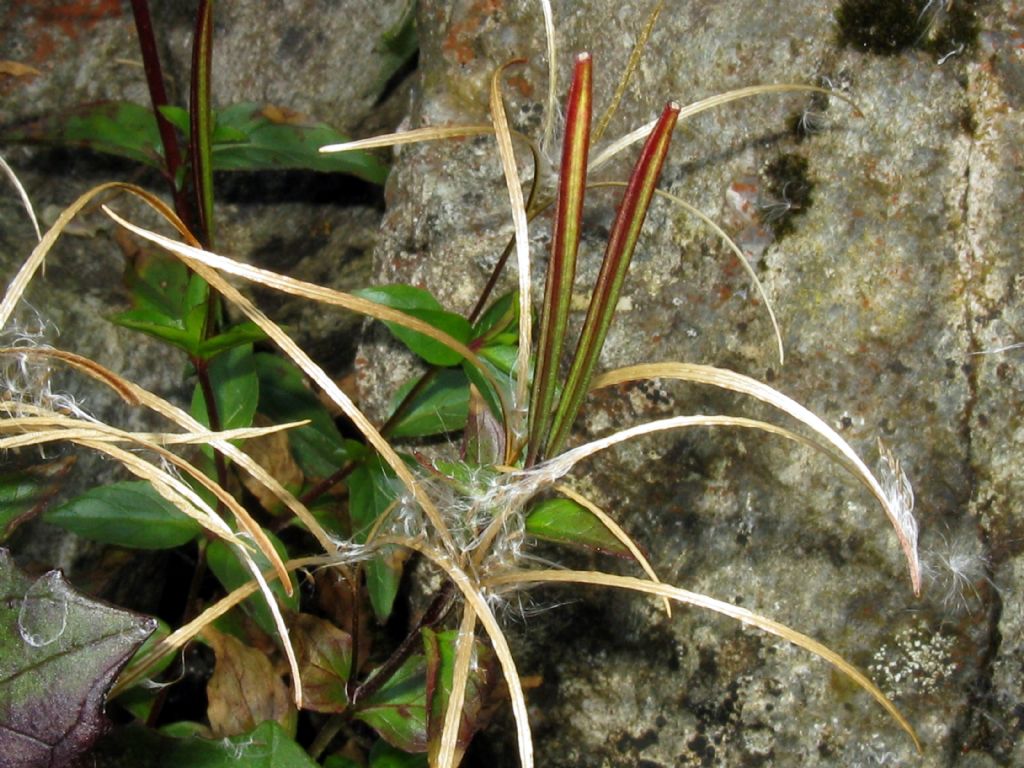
[359, 0, 1020, 765]
[0, 2, 401, 581]
[2, 0, 1020, 765]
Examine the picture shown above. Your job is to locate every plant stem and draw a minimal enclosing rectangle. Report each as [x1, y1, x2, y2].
[300, 367, 439, 509]
[128, 0, 190, 224]
[350, 580, 456, 706]
[345, 567, 363, 690]
[193, 355, 229, 505]
[189, 0, 215, 248]
[467, 144, 544, 324]
[299, 462, 354, 508]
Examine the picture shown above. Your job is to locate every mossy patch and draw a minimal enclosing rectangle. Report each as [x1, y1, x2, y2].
[836, 0, 979, 57]
[836, 0, 928, 55]
[760, 153, 813, 239]
[927, 1, 980, 58]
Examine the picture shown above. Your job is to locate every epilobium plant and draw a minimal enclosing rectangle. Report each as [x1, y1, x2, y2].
[1, 5, 923, 768]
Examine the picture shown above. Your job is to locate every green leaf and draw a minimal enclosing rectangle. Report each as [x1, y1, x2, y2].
[479, 343, 518, 374]
[254, 353, 355, 479]
[121, 250, 194, 319]
[430, 461, 498, 497]
[0, 99, 389, 185]
[525, 497, 630, 556]
[207, 532, 297, 638]
[369, 739, 428, 768]
[111, 308, 199, 350]
[110, 252, 206, 353]
[324, 756, 363, 768]
[191, 344, 259, 432]
[114, 619, 174, 721]
[156, 105, 189, 135]
[210, 103, 388, 184]
[462, 353, 513, 425]
[387, 368, 470, 438]
[44, 481, 202, 549]
[90, 721, 319, 768]
[111, 256, 211, 355]
[0, 455, 74, 541]
[348, 458, 396, 543]
[371, 1, 419, 100]
[355, 285, 472, 367]
[348, 458, 406, 622]
[196, 322, 268, 357]
[159, 721, 209, 739]
[324, 757, 362, 768]
[355, 655, 428, 753]
[0, 101, 165, 168]
[471, 290, 518, 343]
[366, 550, 405, 625]
[0, 549, 155, 768]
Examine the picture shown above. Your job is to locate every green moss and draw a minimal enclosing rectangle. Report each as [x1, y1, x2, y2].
[957, 105, 977, 137]
[836, 0, 928, 55]
[836, 0, 981, 58]
[925, 1, 980, 58]
[760, 154, 813, 239]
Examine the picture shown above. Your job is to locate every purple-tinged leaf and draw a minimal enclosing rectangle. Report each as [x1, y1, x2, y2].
[0, 549, 155, 768]
[463, 384, 506, 467]
[423, 629, 497, 765]
[546, 100, 681, 456]
[292, 613, 353, 714]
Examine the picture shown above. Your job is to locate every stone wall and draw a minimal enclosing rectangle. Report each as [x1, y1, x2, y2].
[2, 1, 1021, 765]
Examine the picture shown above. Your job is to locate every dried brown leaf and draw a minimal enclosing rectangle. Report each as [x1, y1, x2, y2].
[205, 627, 293, 737]
[0, 61, 41, 79]
[241, 414, 304, 513]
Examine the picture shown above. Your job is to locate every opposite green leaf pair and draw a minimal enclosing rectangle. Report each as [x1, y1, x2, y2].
[111, 250, 265, 358]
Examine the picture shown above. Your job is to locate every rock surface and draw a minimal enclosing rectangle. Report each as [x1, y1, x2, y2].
[0, 1, 404, 579]
[360, 1, 1021, 765]
[1, 0, 1021, 766]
